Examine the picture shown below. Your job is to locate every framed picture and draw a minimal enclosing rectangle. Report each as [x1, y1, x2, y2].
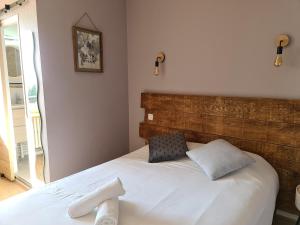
[72, 26, 103, 73]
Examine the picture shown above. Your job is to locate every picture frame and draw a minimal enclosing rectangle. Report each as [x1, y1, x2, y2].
[72, 26, 103, 73]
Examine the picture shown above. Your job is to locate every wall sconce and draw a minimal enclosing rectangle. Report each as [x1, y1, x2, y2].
[274, 34, 289, 67]
[154, 52, 165, 76]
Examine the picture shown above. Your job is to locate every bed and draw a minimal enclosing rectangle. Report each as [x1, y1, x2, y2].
[1, 92, 298, 225]
[0, 142, 278, 225]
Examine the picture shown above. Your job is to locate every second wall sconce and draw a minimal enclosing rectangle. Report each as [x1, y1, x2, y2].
[274, 34, 289, 67]
[154, 52, 166, 76]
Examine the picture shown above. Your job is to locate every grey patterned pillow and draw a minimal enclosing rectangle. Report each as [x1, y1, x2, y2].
[149, 133, 188, 163]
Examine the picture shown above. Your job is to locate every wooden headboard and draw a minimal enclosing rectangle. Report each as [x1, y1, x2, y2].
[139, 92, 300, 213]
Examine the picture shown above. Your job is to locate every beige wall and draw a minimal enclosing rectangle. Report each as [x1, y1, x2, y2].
[127, 0, 300, 150]
[36, 0, 129, 181]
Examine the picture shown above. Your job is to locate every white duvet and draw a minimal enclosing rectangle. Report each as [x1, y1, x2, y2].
[0, 143, 279, 225]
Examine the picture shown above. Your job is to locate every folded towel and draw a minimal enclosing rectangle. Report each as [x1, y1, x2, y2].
[95, 198, 119, 225]
[68, 178, 125, 218]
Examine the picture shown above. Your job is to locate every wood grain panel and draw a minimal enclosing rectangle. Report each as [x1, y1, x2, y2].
[243, 120, 268, 141]
[139, 92, 300, 213]
[269, 100, 294, 123]
[293, 101, 300, 124]
[267, 122, 295, 147]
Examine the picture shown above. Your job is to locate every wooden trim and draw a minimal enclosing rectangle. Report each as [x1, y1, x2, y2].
[139, 92, 300, 213]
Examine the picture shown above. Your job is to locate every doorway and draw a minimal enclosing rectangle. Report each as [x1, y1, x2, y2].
[0, 15, 45, 187]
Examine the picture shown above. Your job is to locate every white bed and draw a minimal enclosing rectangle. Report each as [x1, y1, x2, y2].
[0, 143, 279, 225]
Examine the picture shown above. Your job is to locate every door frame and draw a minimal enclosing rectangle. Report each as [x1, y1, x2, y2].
[0, 16, 19, 181]
[0, 15, 37, 186]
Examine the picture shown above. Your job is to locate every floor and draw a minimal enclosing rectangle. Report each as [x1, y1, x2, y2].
[17, 155, 30, 182]
[17, 154, 44, 182]
[0, 153, 44, 201]
[0, 177, 28, 201]
[36, 154, 44, 181]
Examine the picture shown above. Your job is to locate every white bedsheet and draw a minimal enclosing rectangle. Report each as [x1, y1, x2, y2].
[0, 143, 279, 225]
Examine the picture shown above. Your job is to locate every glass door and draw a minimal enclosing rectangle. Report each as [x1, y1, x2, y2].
[3, 19, 31, 185]
[1, 16, 45, 186]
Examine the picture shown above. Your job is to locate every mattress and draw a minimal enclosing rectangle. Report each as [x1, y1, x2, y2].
[0, 142, 279, 225]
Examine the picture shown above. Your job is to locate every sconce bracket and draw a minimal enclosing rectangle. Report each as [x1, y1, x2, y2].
[156, 52, 166, 63]
[276, 34, 289, 47]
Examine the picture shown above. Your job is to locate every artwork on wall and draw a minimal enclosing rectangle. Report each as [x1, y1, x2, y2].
[72, 26, 103, 73]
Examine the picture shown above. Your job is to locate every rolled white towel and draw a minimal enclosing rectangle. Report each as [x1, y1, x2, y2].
[68, 178, 125, 218]
[95, 198, 119, 225]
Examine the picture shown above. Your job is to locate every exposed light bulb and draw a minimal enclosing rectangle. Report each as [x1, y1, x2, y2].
[154, 66, 159, 76]
[274, 41, 283, 67]
[154, 59, 159, 76]
[274, 55, 282, 67]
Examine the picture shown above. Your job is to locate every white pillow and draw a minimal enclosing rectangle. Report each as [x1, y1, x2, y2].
[186, 139, 255, 180]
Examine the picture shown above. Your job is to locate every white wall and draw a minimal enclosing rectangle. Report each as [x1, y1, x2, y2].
[127, 0, 300, 150]
[36, 0, 129, 181]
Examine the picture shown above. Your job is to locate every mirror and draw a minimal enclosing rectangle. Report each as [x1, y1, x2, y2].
[3, 18, 44, 185]
[27, 31, 45, 183]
